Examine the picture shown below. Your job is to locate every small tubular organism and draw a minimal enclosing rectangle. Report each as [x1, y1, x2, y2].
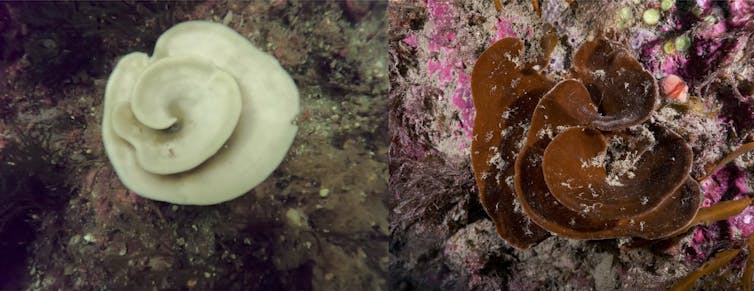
[102, 21, 299, 205]
[471, 36, 754, 289]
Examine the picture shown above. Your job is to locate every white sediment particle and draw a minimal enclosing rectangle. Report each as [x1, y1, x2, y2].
[588, 184, 598, 197]
[516, 122, 531, 150]
[592, 69, 606, 79]
[581, 154, 606, 168]
[518, 122, 530, 130]
[640, 196, 649, 205]
[529, 153, 542, 164]
[606, 175, 624, 187]
[505, 175, 515, 190]
[537, 125, 555, 139]
[510, 77, 521, 89]
[512, 196, 523, 214]
[643, 80, 652, 94]
[511, 56, 521, 67]
[500, 127, 511, 138]
[501, 108, 516, 120]
[537, 128, 547, 139]
[487, 147, 508, 171]
[732, 227, 744, 239]
[516, 198, 534, 236]
[560, 179, 576, 189]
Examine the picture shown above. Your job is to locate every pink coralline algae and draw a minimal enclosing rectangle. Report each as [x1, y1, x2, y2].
[699, 0, 754, 27]
[728, 0, 754, 26]
[424, 0, 473, 141]
[401, 1, 517, 148]
[492, 18, 516, 44]
[425, 0, 456, 51]
[633, 0, 754, 266]
[637, 1, 752, 85]
[402, 34, 418, 47]
[690, 166, 754, 262]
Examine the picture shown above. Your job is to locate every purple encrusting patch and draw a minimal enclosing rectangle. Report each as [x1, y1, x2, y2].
[728, 0, 754, 27]
[719, 96, 754, 145]
[704, 0, 754, 27]
[726, 168, 754, 238]
[683, 25, 750, 87]
[425, 0, 456, 51]
[450, 71, 474, 141]
[423, 0, 474, 143]
[492, 18, 516, 44]
[630, 8, 754, 252]
[636, 0, 750, 87]
[690, 166, 754, 262]
[402, 34, 418, 47]
[420, 0, 517, 148]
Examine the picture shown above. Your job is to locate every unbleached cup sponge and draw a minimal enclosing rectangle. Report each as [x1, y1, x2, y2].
[102, 21, 299, 205]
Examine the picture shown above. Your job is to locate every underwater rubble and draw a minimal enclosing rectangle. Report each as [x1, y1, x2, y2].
[390, 0, 754, 290]
[0, 1, 387, 290]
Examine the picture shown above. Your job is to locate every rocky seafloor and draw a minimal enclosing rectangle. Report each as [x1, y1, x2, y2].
[2, 0, 753, 290]
[0, 1, 387, 290]
[389, 0, 754, 290]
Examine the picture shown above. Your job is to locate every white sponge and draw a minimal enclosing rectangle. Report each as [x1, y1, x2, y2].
[102, 21, 299, 205]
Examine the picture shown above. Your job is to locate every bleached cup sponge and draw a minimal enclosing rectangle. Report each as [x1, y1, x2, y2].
[102, 21, 299, 205]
